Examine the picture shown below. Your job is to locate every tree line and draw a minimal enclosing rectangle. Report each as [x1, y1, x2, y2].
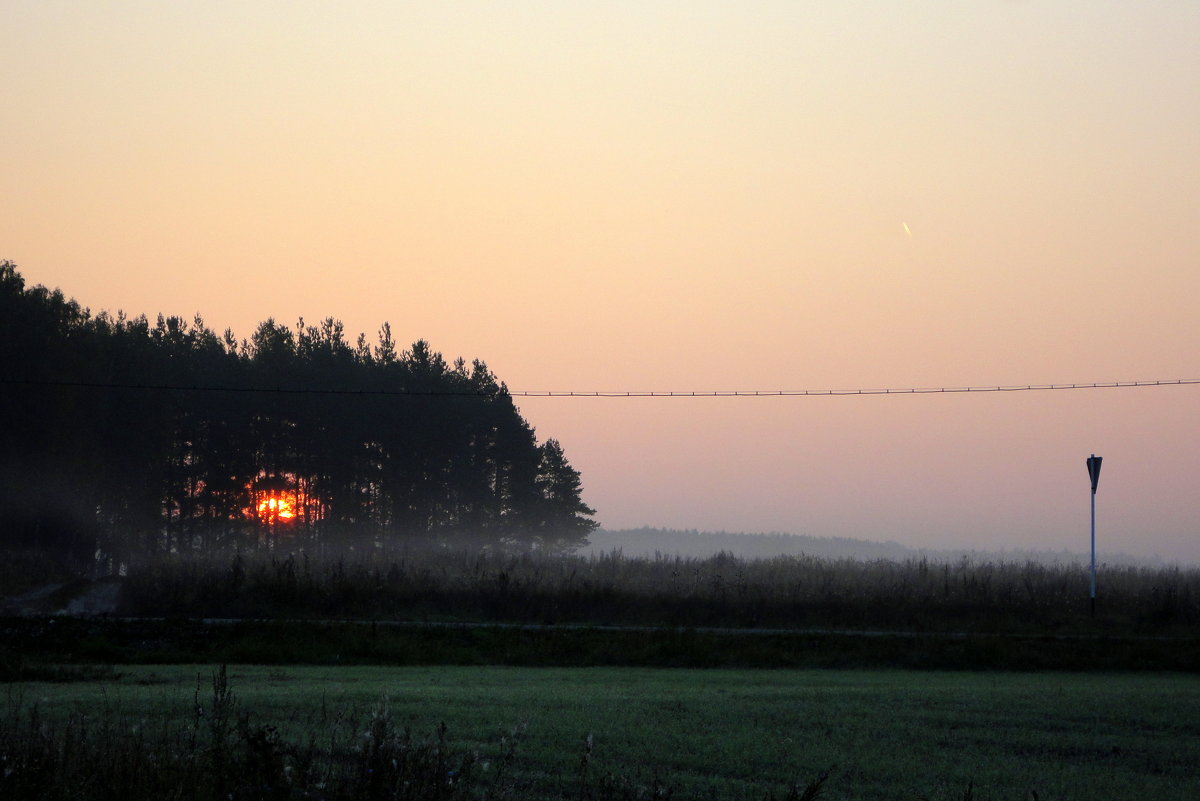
[0, 262, 596, 568]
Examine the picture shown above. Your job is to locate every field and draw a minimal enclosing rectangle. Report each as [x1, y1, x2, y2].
[4, 549, 1199, 799]
[100, 548, 1200, 636]
[5, 664, 1200, 800]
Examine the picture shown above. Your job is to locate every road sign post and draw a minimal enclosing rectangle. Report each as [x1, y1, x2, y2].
[1086, 454, 1102, 618]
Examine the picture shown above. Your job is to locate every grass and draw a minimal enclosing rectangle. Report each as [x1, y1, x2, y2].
[110, 548, 1200, 637]
[6, 616, 1200, 673]
[6, 664, 1200, 800]
[5, 548, 1198, 797]
[2, 665, 490, 801]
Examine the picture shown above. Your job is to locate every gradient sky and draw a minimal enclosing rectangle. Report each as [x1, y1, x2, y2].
[4, 2, 1198, 560]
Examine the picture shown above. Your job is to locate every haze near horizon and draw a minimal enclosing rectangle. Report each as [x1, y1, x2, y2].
[3, 2, 1197, 561]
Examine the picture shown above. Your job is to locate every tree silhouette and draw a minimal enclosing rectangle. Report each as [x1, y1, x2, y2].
[0, 262, 597, 568]
[534, 438, 598, 552]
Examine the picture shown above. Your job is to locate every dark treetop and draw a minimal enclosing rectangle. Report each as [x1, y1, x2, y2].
[0, 261, 596, 567]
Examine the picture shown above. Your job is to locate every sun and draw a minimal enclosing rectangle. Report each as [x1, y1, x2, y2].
[255, 495, 296, 524]
[245, 476, 299, 525]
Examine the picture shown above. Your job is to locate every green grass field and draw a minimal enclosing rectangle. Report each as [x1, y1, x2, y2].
[8, 664, 1199, 800]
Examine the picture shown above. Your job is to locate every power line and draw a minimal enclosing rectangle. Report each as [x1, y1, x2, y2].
[514, 379, 1200, 397]
[2, 377, 1197, 397]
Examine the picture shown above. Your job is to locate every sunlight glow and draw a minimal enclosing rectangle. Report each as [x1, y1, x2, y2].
[251, 494, 296, 524]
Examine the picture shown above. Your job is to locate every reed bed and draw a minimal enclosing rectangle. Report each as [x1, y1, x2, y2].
[115, 547, 1200, 635]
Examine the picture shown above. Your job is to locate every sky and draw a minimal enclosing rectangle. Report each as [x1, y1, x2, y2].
[3, 1, 1198, 561]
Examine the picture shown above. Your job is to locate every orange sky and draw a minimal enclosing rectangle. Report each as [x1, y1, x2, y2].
[4, 2, 1198, 560]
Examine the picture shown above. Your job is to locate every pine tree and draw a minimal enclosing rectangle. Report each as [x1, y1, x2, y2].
[533, 438, 598, 552]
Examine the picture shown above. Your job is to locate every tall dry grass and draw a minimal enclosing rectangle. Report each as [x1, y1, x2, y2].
[115, 547, 1199, 635]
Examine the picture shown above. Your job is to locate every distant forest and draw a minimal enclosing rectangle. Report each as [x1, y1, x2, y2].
[0, 262, 596, 568]
[583, 528, 1166, 567]
[581, 528, 921, 561]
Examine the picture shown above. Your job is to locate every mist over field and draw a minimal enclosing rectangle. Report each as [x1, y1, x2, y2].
[582, 528, 1178, 567]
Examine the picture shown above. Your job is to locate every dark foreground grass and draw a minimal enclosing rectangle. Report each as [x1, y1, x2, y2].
[4, 617, 1199, 674]
[5, 664, 1199, 800]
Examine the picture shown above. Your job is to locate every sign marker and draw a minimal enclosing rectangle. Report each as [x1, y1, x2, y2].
[1086, 454, 1102, 617]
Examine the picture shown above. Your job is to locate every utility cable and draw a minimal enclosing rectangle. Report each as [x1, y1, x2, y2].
[1, 377, 1197, 397]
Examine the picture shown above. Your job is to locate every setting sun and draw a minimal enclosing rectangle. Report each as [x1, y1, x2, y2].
[251, 494, 296, 524]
